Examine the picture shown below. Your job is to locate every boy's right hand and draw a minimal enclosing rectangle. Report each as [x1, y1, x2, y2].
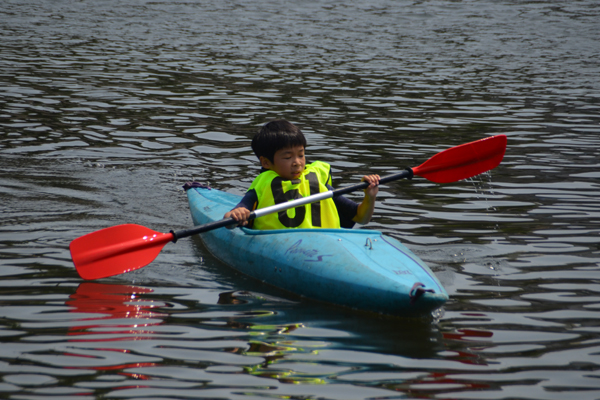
[224, 207, 251, 229]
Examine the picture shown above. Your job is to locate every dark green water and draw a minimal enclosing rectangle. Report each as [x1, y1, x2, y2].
[1, 0, 600, 398]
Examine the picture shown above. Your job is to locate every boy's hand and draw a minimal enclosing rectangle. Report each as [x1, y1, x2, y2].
[224, 207, 251, 229]
[361, 174, 380, 198]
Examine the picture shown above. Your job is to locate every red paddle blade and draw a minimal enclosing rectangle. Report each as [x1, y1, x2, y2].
[70, 224, 174, 280]
[413, 135, 507, 183]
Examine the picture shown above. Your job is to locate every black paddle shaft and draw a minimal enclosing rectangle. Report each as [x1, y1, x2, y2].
[172, 168, 413, 242]
[332, 168, 413, 197]
[171, 217, 238, 242]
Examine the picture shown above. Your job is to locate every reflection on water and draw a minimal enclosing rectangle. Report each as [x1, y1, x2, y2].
[67, 283, 164, 342]
[1, 0, 600, 398]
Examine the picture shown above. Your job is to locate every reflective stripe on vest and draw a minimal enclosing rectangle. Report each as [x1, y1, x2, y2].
[248, 161, 341, 230]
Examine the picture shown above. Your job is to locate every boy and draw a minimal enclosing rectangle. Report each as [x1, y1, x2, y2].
[225, 120, 380, 229]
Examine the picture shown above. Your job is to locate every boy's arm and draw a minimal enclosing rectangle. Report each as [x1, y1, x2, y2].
[352, 174, 380, 225]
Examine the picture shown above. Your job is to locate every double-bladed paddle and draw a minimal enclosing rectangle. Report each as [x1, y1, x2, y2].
[70, 134, 507, 280]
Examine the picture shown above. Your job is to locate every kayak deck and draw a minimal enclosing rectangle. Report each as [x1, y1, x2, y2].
[186, 185, 448, 317]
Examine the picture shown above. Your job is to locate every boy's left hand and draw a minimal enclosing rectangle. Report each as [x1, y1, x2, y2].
[361, 174, 380, 198]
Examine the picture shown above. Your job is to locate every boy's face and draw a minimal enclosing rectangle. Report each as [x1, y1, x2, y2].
[261, 145, 306, 180]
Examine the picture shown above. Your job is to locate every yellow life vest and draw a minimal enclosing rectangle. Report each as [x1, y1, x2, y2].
[248, 161, 341, 230]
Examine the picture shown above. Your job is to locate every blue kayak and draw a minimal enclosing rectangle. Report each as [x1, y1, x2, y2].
[186, 185, 448, 317]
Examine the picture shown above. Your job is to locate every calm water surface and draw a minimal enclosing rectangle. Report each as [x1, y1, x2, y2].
[1, 0, 600, 399]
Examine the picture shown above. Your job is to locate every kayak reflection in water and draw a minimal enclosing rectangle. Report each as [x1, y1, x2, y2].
[224, 120, 380, 230]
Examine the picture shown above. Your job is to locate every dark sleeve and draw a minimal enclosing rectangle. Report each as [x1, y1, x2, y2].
[327, 184, 359, 229]
[234, 188, 258, 211]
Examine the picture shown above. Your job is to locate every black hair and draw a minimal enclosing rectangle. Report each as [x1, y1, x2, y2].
[251, 120, 307, 162]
